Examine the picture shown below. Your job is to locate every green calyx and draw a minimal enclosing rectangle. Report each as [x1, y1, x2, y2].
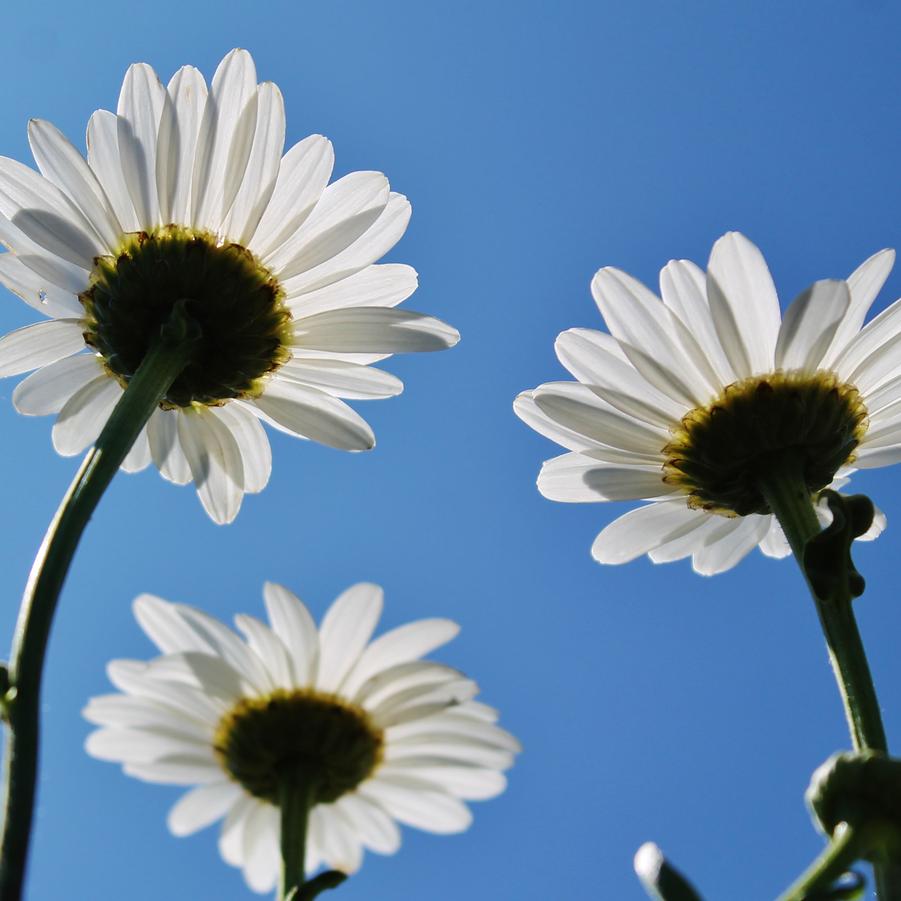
[663, 371, 868, 517]
[213, 689, 384, 805]
[807, 751, 901, 861]
[80, 226, 292, 409]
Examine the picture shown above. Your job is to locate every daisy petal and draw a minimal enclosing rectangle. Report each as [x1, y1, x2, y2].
[252, 379, 375, 450]
[293, 307, 459, 354]
[168, 781, 242, 837]
[706, 231, 781, 377]
[317, 583, 384, 693]
[0, 319, 85, 377]
[52, 375, 122, 456]
[774, 279, 850, 372]
[117, 62, 167, 227]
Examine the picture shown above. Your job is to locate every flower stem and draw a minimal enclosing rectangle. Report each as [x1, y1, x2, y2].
[0, 308, 195, 901]
[278, 767, 317, 901]
[760, 460, 897, 900]
[758, 463, 887, 754]
[776, 823, 862, 901]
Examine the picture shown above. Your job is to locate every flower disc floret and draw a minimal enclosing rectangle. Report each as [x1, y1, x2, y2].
[663, 371, 868, 516]
[81, 227, 291, 408]
[214, 689, 383, 805]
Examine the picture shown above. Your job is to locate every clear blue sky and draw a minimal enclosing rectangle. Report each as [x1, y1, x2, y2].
[1, 1, 901, 898]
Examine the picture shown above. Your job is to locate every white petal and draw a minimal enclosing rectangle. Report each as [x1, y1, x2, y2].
[120, 426, 152, 473]
[223, 82, 285, 244]
[147, 409, 192, 485]
[234, 614, 293, 688]
[125, 755, 223, 785]
[168, 605, 270, 695]
[280, 193, 412, 297]
[537, 453, 672, 503]
[287, 263, 417, 317]
[334, 794, 400, 854]
[340, 619, 459, 700]
[253, 379, 374, 450]
[133, 593, 214, 655]
[28, 118, 122, 248]
[293, 307, 459, 354]
[168, 781, 242, 837]
[86, 726, 209, 763]
[0, 156, 102, 267]
[0, 215, 89, 296]
[312, 806, 363, 874]
[317, 583, 383, 693]
[86, 109, 140, 232]
[554, 328, 684, 426]
[0, 252, 83, 317]
[248, 134, 334, 258]
[262, 582, 319, 687]
[376, 760, 506, 801]
[219, 795, 255, 866]
[360, 776, 471, 834]
[774, 280, 849, 372]
[83, 693, 210, 733]
[648, 514, 721, 564]
[266, 171, 388, 276]
[279, 358, 402, 399]
[0, 319, 85, 377]
[692, 516, 769, 575]
[209, 403, 271, 494]
[191, 49, 258, 232]
[706, 232, 781, 377]
[822, 249, 896, 368]
[242, 802, 279, 893]
[177, 410, 245, 524]
[354, 661, 461, 710]
[117, 62, 167, 227]
[52, 375, 121, 455]
[758, 516, 791, 559]
[591, 500, 703, 564]
[514, 390, 656, 461]
[533, 381, 670, 455]
[659, 259, 735, 387]
[158, 66, 208, 224]
[591, 267, 719, 405]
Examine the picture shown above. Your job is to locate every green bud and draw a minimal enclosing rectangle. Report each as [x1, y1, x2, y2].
[807, 752, 901, 861]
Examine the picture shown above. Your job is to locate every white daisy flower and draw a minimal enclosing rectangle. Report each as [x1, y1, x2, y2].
[514, 231, 899, 575]
[83, 582, 518, 894]
[0, 49, 458, 524]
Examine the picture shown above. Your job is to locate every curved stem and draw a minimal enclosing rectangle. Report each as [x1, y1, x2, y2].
[0, 313, 194, 901]
[759, 464, 887, 754]
[777, 824, 861, 901]
[278, 767, 317, 901]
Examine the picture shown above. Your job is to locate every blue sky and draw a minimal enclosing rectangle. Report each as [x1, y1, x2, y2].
[1, 1, 901, 898]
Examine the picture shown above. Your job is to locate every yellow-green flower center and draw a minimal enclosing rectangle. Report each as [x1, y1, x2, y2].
[662, 371, 868, 517]
[80, 226, 292, 409]
[213, 689, 384, 805]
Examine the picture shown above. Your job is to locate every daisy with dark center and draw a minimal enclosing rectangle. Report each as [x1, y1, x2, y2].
[0, 49, 457, 900]
[517, 230, 901, 821]
[0, 48, 459, 524]
[515, 231, 901, 896]
[515, 232, 895, 575]
[84, 583, 518, 897]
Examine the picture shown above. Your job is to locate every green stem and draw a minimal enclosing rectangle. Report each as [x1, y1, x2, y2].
[0, 310, 194, 901]
[777, 824, 861, 901]
[278, 767, 317, 901]
[760, 460, 897, 900]
[759, 464, 887, 754]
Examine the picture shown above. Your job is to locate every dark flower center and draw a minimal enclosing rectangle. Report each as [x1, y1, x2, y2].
[662, 371, 868, 517]
[80, 226, 292, 409]
[213, 689, 384, 805]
